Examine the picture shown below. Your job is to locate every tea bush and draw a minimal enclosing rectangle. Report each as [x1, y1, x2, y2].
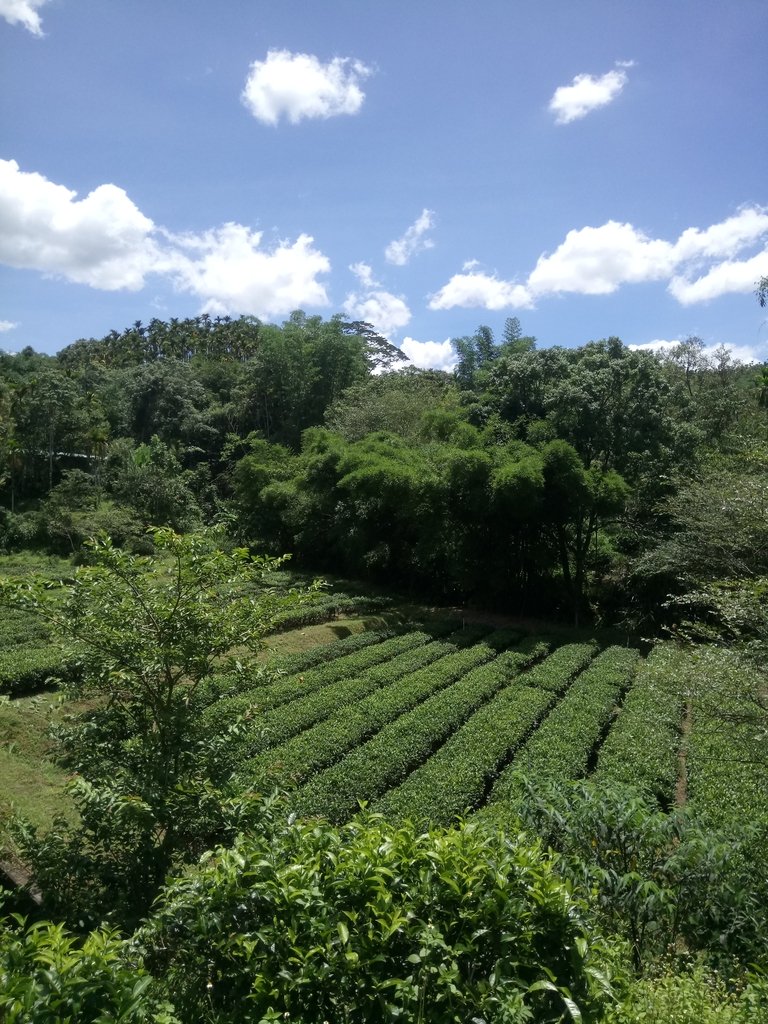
[143, 811, 601, 1024]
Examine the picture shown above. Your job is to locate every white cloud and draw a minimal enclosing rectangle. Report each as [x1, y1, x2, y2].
[0, 0, 47, 35]
[343, 288, 411, 338]
[527, 221, 675, 295]
[549, 62, 632, 124]
[0, 319, 18, 332]
[718, 342, 767, 364]
[398, 337, 456, 372]
[628, 339, 680, 355]
[0, 158, 158, 290]
[668, 250, 768, 305]
[672, 207, 768, 262]
[344, 258, 411, 337]
[0, 159, 333, 319]
[430, 206, 768, 312]
[385, 209, 435, 266]
[349, 261, 378, 288]
[429, 271, 532, 311]
[629, 337, 766, 365]
[242, 49, 372, 126]
[164, 224, 330, 318]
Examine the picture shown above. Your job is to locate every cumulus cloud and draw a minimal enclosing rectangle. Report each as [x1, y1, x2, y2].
[0, 158, 158, 290]
[429, 206, 768, 312]
[549, 62, 632, 124]
[385, 209, 435, 266]
[343, 259, 411, 337]
[0, 159, 333, 319]
[164, 224, 331, 318]
[526, 221, 674, 295]
[398, 337, 456, 372]
[629, 337, 766, 365]
[343, 288, 411, 338]
[0, 0, 47, 35]
[242, 49, 372, 126]
[661, 208, 768, 305]
[528, 210, 768, 301]
[671, 207, 768, 262]
[668, 250, 768, 305]
[429, 270, 532, 311]
[628, 339, 680, 355]
[349, 261, 378, 288]
[0, 319, 18, 332]
[714, 342, 767, 364]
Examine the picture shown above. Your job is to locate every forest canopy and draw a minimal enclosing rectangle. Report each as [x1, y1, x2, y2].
[2, 311, 765, 633]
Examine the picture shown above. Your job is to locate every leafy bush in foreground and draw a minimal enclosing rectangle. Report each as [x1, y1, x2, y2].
[142, 811, 600, 1024]
[0, 911, 175, 1023]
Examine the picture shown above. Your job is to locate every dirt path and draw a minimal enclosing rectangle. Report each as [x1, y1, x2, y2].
[0, 855, 42, 905]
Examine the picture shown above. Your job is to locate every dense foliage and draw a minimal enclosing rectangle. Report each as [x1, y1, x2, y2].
[142, 811, 599, 1024]
[1, 304, 768, 1022]
[2, 311, 766, 629]
[0, 531, 318, 929]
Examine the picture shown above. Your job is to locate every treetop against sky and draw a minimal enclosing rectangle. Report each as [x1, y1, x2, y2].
[1, 0, 767, 363]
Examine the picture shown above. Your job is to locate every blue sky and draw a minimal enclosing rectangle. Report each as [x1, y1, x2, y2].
[1, 0, 767, 366]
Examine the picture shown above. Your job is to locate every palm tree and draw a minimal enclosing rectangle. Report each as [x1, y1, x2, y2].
[86, 424, 110, 482]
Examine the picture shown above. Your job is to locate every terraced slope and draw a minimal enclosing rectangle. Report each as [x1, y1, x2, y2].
[199, 626, 699, 826]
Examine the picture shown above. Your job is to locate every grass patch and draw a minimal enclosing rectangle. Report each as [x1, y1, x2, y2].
[256, 612, 420, 661]
[0, 551, 72, 580]
[0, 694, 75, 831]
[258, 618, 382, 660]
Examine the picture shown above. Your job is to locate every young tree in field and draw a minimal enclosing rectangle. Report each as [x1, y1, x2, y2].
[0, 529, 315, 928]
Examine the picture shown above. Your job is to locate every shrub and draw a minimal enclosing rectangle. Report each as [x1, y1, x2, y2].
[142, 811, 601, 1024]
[514, 780, 767, 973]
[0, 911, 175, 1023]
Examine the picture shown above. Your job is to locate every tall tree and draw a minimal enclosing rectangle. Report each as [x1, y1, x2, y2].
[541, 440, 629, 624]
[451, 325, 499, 390]
[325, 368, 457, 442]
[11, 367, 86, 493]
[1, 530, 313, 928]
[120, 361, 216, 448]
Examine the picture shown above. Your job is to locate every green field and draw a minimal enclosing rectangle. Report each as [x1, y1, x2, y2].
[198, 623, 763, 830]
[2, 575, 766, 1023]
[1, 609, 763, 840]
[208, 627, 652, 821]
